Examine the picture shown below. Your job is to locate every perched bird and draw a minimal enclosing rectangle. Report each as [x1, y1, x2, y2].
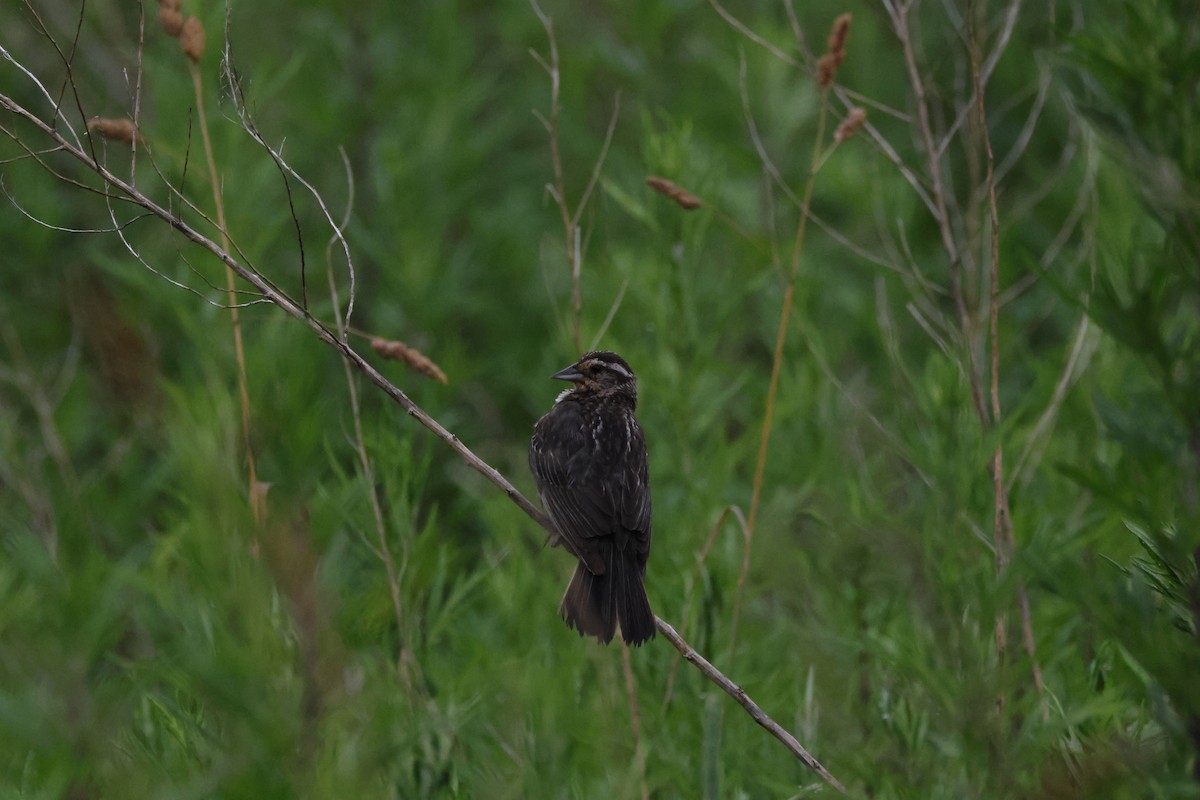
[529, 351, 656, 646]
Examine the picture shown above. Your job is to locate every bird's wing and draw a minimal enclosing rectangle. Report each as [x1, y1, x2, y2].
[530, 405, 609, 572]
[530, 402, 651, 574]
[618, 419, 652, 560]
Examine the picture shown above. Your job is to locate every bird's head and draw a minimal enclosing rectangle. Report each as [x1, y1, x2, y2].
[551, 351, 638, 404]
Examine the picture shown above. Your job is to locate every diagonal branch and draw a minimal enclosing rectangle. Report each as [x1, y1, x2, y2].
[657, 618, 846, 793]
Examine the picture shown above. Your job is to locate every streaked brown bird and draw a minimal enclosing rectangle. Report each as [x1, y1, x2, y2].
[529, 351, 656, 646]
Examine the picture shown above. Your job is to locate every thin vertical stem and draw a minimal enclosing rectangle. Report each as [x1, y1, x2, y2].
[968, 0, 1046, 717]
[731, 91, 830, 659]
[893, 2, 986, 423]
[190, 60, 260, 524]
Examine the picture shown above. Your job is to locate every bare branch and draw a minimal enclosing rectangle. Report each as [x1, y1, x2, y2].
[664, 505, 750, 706]
[708, 0, 801, 67]
[572, 91, 621, 229]
[2, 12, 82, 150]
[935, 0, 1024, 157]
[587, 278, 628, 352]
[1008, 314, 1097, 487]
[656, 617, 847, 794]
[221, 15, 354, 326]
[891, 1, 986, 423]
[1, 179, 152, 233]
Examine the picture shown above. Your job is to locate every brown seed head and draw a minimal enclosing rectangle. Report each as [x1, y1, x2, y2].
[370, 338, 448, 384]
[180, 16, 205, 62]
[827, 13, 852, 65]
[645, 176, 703, 211]
[87, 117, 141, 144]
[158, 0, 182, 11]
[816, 12, 852, 87]
[834, 107, 867, 143]
[158, 6, 184, 37]
[816, 53, 837, 88]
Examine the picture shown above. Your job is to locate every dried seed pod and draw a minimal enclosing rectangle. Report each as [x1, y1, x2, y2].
[645, 176, 702, 210]
[180, 16, 205, 62]
[87, 117, 141, 144]
[827, 13, 852, 66]
[158, 6, 184, 37]
[834, 107, 867, 143]
[816, 12, 852, 87]
[370, 338, 449, 384]
[158, 0, 182, 11]
[816, 53, 838, 88]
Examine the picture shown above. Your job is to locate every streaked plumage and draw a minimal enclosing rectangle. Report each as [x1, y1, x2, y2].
[529, 351, 655, 646]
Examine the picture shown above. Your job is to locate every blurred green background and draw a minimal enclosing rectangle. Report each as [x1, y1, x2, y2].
[2, 0, 1199, 797]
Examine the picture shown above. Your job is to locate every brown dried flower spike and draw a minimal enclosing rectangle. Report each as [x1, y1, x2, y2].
[371, 338, 449, 384]
[834, 107, 867, 143]
[645, 176, 702, 211]
[87, 117, 141, 144]
[180, 16, 205, 62]
[157, 0, 183, 37]
[816, 13, 852, 88]
[827, 13, 851, 65]
[158, 6, 184, 37]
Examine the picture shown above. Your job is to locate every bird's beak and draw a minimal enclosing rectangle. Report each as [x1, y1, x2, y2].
[551, 362, 584, 383]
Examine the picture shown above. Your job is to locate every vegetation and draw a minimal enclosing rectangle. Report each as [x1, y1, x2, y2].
[1, 0, 1198, 797]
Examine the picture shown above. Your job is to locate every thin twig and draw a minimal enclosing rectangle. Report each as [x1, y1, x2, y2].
[130, 1, 145, 183]
[664, 505, 750, 706]
[324, 149, 416, 690]
[13, 1, 85, 153]
[588, 278, 628, 352]
[573, 92, 621, 230]
[737, 50, 903, 277]
[892, 4, 983, 421]
[733, 80, 830, 660]
[968, 0, 1046, 718]
[1009, 315, 1096, 488]
[530, 0, 580, 354]
[656, 617, 846, 794]
[187, 55, 261, 523]
[935, 0, 1025, 159]
[220, 14, 356, 328]
[530, 2, 621, 355]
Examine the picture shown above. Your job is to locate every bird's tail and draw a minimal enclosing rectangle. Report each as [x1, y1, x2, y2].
[560, 545, 655, 646]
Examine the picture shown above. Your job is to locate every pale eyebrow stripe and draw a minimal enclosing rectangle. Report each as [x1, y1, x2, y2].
[607, 362, 632, 379]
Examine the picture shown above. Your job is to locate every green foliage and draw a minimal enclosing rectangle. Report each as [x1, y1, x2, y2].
[2, 0, 1199, 797]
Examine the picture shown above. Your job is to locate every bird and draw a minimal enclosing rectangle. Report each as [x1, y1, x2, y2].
[529, 351, 656, 646]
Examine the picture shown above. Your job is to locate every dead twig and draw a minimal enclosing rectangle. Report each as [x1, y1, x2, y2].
[530, 0, 620, 355]
[656, 617, 846, 794]
[968, 0, 1046, 718]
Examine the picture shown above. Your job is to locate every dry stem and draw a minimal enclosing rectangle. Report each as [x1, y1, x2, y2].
[187, 57, 260, 524]
[733, 81, 831, 662]
[888, 0, 985, 422]
[530, 0, 619, 356]
[656, 617, 846, 793]
[323, 150, 417, 690]
[663, 505, 750, 705]
[968, 0, 1046, 718]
